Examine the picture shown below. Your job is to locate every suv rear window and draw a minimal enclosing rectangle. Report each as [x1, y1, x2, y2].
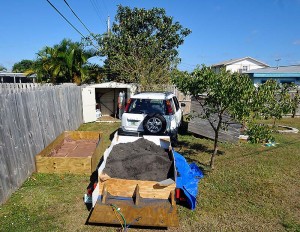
[126, 99, 166, 114]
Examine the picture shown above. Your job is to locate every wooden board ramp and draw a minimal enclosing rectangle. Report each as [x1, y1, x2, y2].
[188, 97, 241, 143]
[88, 182, 178, 227]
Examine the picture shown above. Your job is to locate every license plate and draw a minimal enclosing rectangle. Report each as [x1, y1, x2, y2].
[129, 121, 138, 126]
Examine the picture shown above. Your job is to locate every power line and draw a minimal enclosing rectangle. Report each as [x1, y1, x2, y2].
[100, 0, 109, 17]
[46, 0, 85, 38]
[63, 0, 93, 35]
[89, 0, 107, 25]
[46, 0, 100, 51]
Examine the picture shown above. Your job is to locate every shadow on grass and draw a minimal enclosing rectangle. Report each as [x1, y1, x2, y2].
[175, 142, 212, 174]
[178, 120, 189, 134]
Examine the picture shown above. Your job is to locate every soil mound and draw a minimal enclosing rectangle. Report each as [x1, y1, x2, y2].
[104, 138, 172, 181]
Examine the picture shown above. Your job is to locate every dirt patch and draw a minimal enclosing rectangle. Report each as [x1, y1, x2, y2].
[103, 138, 172, 181]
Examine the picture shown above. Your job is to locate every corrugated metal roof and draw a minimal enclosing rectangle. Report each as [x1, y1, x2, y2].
[0, 72, 36, 77]
[247, 65, 300, 74]
[87, 81, 135, 89]
[211, 56, 269, 67]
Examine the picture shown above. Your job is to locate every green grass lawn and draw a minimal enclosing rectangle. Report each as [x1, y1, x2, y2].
[0, 119, 299, 232]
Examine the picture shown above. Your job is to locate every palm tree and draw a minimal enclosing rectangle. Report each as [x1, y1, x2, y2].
[31, 39, 97, 84]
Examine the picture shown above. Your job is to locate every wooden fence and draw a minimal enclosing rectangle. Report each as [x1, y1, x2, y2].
[0, 83, 83, 204]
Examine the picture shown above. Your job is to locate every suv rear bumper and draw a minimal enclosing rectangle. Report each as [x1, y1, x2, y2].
[117, 128, 144, 137]
[118, 127, 178, 138]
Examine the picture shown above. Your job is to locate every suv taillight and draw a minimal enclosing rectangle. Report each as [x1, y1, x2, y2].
[124, 98, 131, 112]
[165, 100, 174, 115]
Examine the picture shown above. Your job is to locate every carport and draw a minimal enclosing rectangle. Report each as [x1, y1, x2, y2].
[82, 82, 137, 123]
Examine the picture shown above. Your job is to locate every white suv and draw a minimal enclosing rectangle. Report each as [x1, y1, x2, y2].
[119, 92, 183, 143]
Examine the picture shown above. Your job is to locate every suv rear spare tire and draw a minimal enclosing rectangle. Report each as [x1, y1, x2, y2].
[143, 114, 167, 135]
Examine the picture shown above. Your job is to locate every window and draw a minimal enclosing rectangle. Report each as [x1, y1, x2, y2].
[242, 66, 248, 71]
[172, 97, 180, 111]
[127, 98, 165, 114]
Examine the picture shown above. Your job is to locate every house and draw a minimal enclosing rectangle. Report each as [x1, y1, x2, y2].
[246, 65, 300, 86]
[211, 57, 269, 73]
[0, 72, 36, 83]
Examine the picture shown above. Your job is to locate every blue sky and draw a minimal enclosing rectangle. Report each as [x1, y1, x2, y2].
[1, 0, 300, 71]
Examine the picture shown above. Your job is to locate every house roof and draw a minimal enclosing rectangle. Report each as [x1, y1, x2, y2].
[211, 56, 269, 67]
[87, 81, 135, 89]
[247, 65, 300, 78]
[0, 72, 26, 77]
[0, 72, 36, 77]
[247, 65, 300, 74]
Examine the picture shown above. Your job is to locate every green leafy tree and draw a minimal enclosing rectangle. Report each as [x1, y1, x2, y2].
[12, 60, 34, 73]
[252, 80, 293, 125]
[172, 66, 255, 169]
[99, 5, 191, 90]
[85, 63, 107, 83]
[0, 65, 7, 72]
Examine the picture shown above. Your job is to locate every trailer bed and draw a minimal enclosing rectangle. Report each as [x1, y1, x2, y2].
[88, 133, 178, 228]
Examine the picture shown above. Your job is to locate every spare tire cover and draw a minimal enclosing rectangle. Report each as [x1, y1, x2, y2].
[143, 114, 167, 135]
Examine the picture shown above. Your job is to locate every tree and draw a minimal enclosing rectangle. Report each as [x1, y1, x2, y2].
[84, 63, 107, 83]
[99, 5, 191, 90]
[252, 80, 293, 125]
[12, 60, 34, 73]
[30, 39, 96, 84]
[0, 65, 7, 72]
[172, 66, 255, 169]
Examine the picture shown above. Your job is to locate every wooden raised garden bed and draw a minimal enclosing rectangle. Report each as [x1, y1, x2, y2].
[35, 131, 104, 174]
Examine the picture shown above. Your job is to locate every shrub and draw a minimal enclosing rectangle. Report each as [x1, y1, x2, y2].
[246, 123, 274, 144]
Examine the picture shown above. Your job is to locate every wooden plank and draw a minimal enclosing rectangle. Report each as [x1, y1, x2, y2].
[0, 95, 11, 204]
[6, 93, 26, 187]
[66, 131, 101, 141]
[48, 88, 61, 137]
[27, 91, 44, 156]
[89, 197, 178, 227]
[15, 92, 35, 175]
[35, 156, 91, 174]
[98, 178, 176, 200]
[92, 135, 106, 172]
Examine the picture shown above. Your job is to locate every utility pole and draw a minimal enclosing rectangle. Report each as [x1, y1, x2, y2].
[275, 58, 281, 69]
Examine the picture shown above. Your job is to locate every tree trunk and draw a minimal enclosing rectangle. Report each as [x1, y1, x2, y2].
[292, 108, 296, 118]
[210, 132, 219, 170]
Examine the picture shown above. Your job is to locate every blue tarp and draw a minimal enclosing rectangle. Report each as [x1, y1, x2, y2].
[173, 151, 204, 210]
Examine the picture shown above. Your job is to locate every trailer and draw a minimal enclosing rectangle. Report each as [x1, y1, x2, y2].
[87, 133, 179, 228]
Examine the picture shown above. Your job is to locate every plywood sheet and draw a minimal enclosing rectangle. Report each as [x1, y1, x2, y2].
[98, 178, 176, 199]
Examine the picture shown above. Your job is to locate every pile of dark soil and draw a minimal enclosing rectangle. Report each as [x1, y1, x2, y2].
[103, 138, 172, 181]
